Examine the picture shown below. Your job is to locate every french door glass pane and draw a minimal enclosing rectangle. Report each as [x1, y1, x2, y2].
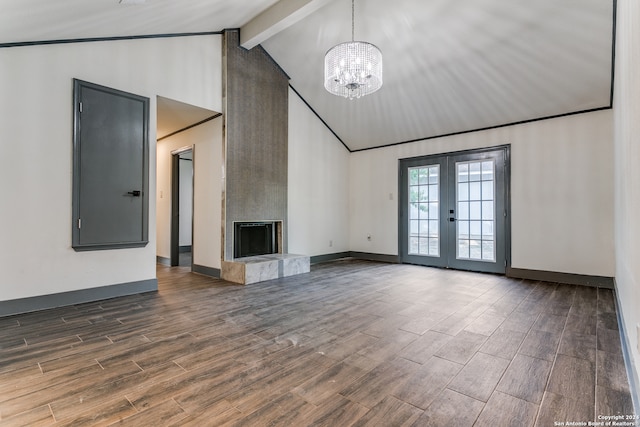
[456, 160, 495, 261]
[408, 165, 439, 256]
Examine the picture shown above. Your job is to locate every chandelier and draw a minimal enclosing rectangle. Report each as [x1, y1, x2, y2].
[324, 0, 383, 100]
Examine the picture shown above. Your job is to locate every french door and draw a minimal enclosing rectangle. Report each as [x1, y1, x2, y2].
[399, 147, 509, 274]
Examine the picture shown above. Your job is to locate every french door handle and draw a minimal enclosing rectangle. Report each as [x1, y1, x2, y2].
[449, 217, 456, 222]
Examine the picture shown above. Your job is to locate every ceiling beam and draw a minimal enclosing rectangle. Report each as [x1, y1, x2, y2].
[240, 0, 334, 50]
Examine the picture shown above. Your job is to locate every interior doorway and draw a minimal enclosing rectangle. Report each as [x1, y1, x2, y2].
[156, 95, 221, 271]
[399, 146, 510, 274]
[171, 147, 194, 267]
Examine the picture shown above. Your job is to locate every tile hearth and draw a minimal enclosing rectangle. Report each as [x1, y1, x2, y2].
[221, 253, 310, 284]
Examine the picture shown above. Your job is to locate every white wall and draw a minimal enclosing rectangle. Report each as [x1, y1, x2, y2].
[288, 88, 351, 257]
[614, 0, 640, 389]
[0, 35, 222, 301]
[156, 118, 223, 269]
[349, 110, 615, 277]
[0, 29, 621, 305]
[179, 158, 193, 247]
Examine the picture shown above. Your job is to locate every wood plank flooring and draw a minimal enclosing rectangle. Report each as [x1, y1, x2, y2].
[0, 259, 634, 426]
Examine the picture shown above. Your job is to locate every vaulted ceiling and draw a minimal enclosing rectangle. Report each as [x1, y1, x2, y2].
[1, 0, 615, 151]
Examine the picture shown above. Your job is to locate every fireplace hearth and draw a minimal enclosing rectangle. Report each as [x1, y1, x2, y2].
[223, 220, 309, 285]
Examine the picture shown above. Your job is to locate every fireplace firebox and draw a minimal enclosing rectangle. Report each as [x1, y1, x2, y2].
[234, 222, 278, 259]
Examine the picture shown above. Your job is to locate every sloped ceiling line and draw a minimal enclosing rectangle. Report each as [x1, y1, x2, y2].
[349, 105, 613, 153]
[289, 84, 351, 152]
[157, 113, 222, 142]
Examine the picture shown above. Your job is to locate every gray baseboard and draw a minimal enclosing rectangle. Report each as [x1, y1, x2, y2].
[310, 252, 351, 264]
[613, 282, 640, 417]
[507, 267, 614, 288]
[311, 252, 399, 265]
[192, 264, 221, 278]
[179, 245, 192, 253]
[156, 256, 171, 266]
[349, 252, 400, 264]
[0, 278, 158, 317]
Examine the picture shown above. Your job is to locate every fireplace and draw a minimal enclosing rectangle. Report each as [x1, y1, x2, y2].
[222, 220, 308, 285]
[234, 221, 279, 258]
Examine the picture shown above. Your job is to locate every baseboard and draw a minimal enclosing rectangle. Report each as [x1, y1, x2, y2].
[310, 252, 400, 265]
[310, 252, 351, 264]
[179, 245, 192, 253]
[192, 264, 221, 278]
[349, 252, 400, 264]
[156, 256, 171, 266]
[507, 267, 614, 288]
[0, 278, 158, 317]
[613, 281, 640, 416]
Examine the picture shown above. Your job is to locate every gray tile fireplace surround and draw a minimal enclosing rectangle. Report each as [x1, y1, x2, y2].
[221, 254, 310, 285]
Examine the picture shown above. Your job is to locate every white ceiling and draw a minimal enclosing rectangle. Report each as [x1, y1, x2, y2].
[0, 0, 615, 151]
[262, 0, 614, 150]
[0, 0, 279, 43]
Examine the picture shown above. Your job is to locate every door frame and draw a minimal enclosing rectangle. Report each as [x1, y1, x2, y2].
[398, 145, 511, 273]
[170, 146, 195, 268]
[72, 79, 150, 251]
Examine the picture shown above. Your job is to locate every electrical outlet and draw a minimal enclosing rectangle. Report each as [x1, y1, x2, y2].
[329, 240, 333, 247]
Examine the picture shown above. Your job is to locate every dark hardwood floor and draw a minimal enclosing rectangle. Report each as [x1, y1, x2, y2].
[178, 251, 192, 267]
[0, 259, 634, 426]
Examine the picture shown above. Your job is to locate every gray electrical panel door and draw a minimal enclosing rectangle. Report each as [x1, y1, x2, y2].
[72, 79, 149, 251]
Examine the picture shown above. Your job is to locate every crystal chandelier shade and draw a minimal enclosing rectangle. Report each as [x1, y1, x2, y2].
[324, 41, 383, 99]
[324, 0, 383, 100]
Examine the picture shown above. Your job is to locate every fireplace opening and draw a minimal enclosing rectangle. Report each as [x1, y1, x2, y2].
[234, 222, 278, 258]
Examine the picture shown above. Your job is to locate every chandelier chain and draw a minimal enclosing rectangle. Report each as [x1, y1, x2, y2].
[351, 0, 355, 42]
